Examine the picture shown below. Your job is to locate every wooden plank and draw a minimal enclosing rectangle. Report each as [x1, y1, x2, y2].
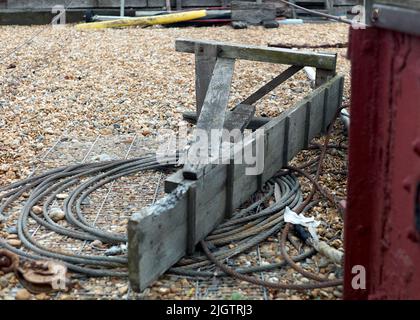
[308, 89, 325, 140]
[183, 57, 235, 180]
[324, 75, 344, 130]
[128, 185, 189, 292]
[241, 65, 303, 105]
[285, 101, 308, 161]
[231, 1, 276, 25]
[183, 111, 270, 130]
[176, 39, 338, 70]
[194, 43, 218, 116]
[129, 74, 344, 292]
[260, 117, 287, 183]
[315, 68, 336, 87]
[222, 104, 255, 140]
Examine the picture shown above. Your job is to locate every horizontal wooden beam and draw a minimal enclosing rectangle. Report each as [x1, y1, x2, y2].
[128, 74, 344, 292]
[183, 111, 270, 130]
[175, 38, 337, 70]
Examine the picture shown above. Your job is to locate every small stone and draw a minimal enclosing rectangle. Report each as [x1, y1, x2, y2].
[243, 260, 251, 267]
[81, 197, 91, 205]
[0, 164, 10, 172]
[0, 277, 9, 289]
[274, 257, 283, 264]
[325, 232, 334, 239]
[318, 257, 329, 268]
[92, 154, 113, 162]
[49, 207, 65, 222]
[328, 273, 336, 280]
[320, 290, 329, 298]
[118, 285, 128, 295]
[180, 278, 189, 287]
[15, 289, 31, 300]
[32, 206, 43, 215]
[91, 239, 103, 248]
[56, 193, 69, 200]
[100, 128, 113, 136]
[6, 234, 18, 239]
[311, 289, 320, 297]
[7, 239, 21, 247]
[333, 290, 342, 298]
[141, 129, 151, 136]
[35, 293, 49, 300]
[300, 277, 309, 283]
[158, 287, 170, 295]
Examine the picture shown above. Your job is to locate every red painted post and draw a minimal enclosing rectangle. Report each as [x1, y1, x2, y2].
[344, 27, 420, 299]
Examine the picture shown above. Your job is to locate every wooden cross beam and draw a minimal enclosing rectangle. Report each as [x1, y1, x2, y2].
[176, 38, 337, 70]
[241, 65, 303, 105]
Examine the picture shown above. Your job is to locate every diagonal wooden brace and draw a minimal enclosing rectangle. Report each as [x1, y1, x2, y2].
[183, 57, 235, 180]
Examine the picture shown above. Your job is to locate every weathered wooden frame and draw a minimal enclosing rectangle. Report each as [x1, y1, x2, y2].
[128, 39, 343, 292]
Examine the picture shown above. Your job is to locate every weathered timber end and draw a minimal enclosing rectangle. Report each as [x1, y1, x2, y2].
[128, 74, 344, 292]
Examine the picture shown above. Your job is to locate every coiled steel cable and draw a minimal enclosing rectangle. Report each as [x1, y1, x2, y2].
[1, 126, 345, 288]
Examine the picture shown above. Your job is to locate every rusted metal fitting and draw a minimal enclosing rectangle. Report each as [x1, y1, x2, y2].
[0, 249, 19, 274]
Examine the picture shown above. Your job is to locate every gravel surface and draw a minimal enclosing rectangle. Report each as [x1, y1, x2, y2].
[0, 23, 350, 300]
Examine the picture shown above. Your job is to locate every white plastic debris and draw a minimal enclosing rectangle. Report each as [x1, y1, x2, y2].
[284, 207, 344, 265]
[284, 206, 320, 242]
[304, 67, 316, 88]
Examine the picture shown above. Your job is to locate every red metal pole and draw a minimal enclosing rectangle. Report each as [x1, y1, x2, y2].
[344, 27, 420, 299]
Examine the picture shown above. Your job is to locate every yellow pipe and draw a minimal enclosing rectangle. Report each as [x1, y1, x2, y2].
[76, 10, 207, 30]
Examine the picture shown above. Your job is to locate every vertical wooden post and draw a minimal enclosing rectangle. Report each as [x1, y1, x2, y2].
[166, 0, 171, 12]
[325, 0, 333, 13]
[120, 0, 125, 17]
[187, 185, 197, 254]
[315, 69, 335, 88]
[194, 43, 218, 116]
